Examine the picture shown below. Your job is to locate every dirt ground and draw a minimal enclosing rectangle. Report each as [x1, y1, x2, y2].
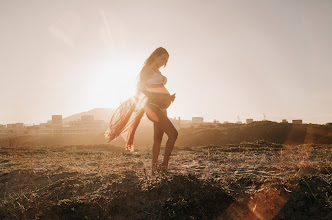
[0, 142, 331, 219]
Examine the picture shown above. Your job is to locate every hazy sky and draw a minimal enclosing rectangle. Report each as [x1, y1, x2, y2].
[1, 0, 332, 124]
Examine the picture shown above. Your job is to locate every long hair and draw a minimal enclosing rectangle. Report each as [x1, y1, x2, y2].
[137, 47, 169, 92]
[144, 47, 169, 67]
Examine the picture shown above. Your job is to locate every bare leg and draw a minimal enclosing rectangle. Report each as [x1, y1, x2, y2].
[146, 104, 178, 173]
[152, 124, 164, 174]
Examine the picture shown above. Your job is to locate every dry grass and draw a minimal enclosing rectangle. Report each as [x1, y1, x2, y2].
[0, 142, 331, 219]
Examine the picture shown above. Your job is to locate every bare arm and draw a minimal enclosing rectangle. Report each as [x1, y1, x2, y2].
[138, 66, 155, 98]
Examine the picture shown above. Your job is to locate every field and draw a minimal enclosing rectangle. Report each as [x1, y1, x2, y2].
[0, 141, 331, 219]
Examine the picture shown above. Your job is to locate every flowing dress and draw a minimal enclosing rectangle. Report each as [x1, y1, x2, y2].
[105, 69, 170, 152]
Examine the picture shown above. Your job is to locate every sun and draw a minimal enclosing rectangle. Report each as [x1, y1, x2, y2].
[91, 59, 142, 108]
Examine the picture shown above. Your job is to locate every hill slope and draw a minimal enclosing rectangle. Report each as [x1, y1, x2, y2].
[63, 108, 114, 123]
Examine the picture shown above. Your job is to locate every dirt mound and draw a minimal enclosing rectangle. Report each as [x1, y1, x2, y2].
[109, 174, 234, 219]
[275, 170, 332, 220]
[15, 174, 233, 220]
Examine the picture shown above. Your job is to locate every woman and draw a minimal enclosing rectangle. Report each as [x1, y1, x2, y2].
[105, 47, 178, 173]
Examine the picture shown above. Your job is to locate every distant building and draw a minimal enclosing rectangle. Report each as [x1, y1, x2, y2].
[190, 117, 204, 127]
[223, 121, 229, 124]
[0, 125, 6, 137]
[5, 123, 24, 136]
[7, 123, 24, 129]
[65, 116, 106, 134]
[192, 117, 203, 123]
[52, 115, 62, 124]
[292, 120, 302, 124]
[282, 119, 288, 123]
[246, 119, 254, 124]
[169, 117, 191, 129]
[39, 122, 49, 127]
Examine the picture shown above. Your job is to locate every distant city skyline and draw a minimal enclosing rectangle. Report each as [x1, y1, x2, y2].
[1, 1, 332, 125]
[1, 109, 329, 125]
[0, 107, 324, 126]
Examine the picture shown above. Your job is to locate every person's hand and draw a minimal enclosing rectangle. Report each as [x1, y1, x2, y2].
[170, 93, 176, 102]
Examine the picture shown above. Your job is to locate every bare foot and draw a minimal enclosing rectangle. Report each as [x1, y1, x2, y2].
[158, 162, 168, 173]
[152, 163, 158, 175]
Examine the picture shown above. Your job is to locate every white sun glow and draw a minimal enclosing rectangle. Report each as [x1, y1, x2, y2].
[91, 59, 142, 108]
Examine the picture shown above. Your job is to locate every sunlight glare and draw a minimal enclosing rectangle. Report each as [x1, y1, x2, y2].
[91, 59, 142, 108]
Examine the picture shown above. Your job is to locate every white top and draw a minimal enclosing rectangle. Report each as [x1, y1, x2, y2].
[145, 71, 167, 85]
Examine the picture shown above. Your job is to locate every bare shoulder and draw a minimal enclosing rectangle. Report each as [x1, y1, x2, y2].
[140, 65, 154, 80]
[140, 65, 153, 74]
